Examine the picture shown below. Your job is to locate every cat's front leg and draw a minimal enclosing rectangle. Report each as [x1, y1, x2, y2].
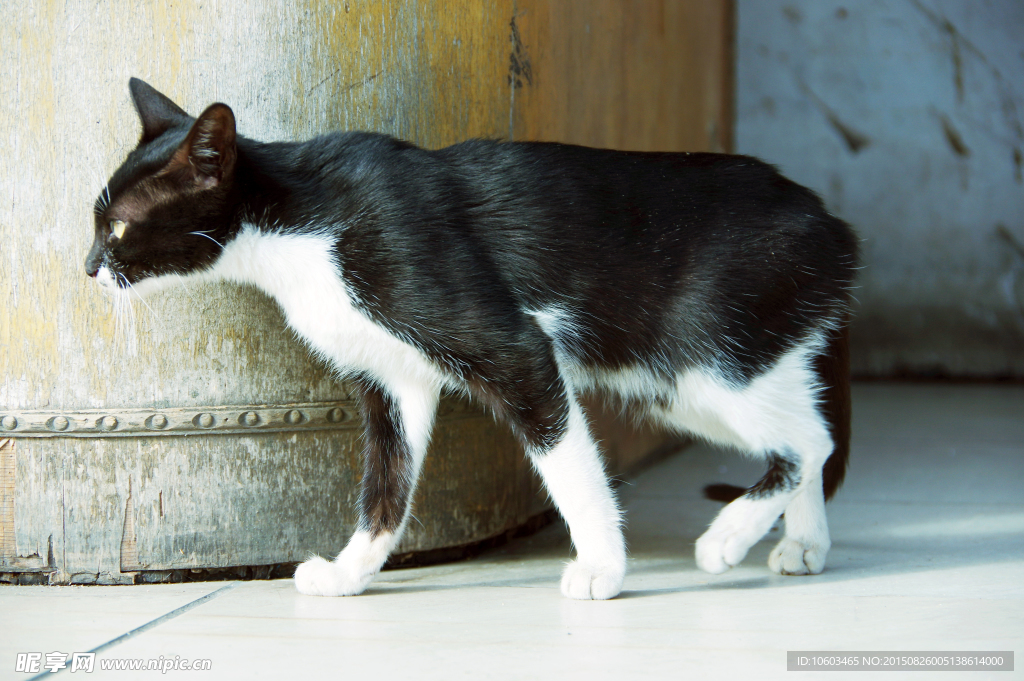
[294, 376, 439, 596]
[530, 398, 626, 600]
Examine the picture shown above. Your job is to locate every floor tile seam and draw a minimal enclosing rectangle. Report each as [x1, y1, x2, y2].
[24, 583, 237, 681]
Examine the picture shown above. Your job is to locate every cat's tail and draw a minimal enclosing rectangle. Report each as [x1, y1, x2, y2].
[814, 318, 852, 502]
[703, 319, 852, 504]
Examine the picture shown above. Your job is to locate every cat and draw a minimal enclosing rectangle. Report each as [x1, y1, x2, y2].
[85, 78, 858, 600]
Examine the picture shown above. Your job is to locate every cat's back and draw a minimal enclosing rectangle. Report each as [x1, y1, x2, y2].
[433, 139, 850, 249]
[290, 132, 856, 298]
[294, 133, 839, 250]
[424, 139, 856, 301]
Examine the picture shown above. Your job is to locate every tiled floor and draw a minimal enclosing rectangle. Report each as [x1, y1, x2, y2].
[2, 384, 1022, 680]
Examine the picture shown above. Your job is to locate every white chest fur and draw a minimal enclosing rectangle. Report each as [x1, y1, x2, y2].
[210, 225, 444, 390]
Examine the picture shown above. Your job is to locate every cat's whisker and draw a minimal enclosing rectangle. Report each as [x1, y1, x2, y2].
[116, 274, 140, 355]
[124, 277, 160, 320]
[119, 275, 134, 308]
[174, 272, 198, 304]
[111, 287, 122, 346]
[90, 170, 110, 216]
[112, 288, 133, 355]
[188, 231, 223, 250]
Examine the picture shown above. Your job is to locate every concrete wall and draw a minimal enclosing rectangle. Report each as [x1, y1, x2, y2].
[736, 0, 1024, 377]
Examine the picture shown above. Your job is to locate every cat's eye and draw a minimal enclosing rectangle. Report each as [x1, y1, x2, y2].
[109, 219, 127, 240]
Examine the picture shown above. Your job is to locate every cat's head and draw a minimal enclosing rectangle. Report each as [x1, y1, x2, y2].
[85, 78, 239, 296]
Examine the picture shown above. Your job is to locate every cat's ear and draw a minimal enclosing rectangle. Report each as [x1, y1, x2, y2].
[129, 78, 191, 143]
[167, 103, 237, 189]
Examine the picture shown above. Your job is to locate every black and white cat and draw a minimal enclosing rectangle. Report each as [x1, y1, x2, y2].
[86, 78, 858, 600]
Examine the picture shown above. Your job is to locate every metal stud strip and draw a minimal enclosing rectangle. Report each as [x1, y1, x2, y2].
[0, 402, 360, 438]
[0, 397, 483, 438]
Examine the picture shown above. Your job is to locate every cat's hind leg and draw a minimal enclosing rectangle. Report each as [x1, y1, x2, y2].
[695, 448, 830, 575]
[766, 323, 850, 575]
[661, 339, 835, 575]
[294, 376, 440, 596]
[768, 476, 830, 575]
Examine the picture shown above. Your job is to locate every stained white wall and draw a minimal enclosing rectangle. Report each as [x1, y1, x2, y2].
[737, 0, 1024, 377]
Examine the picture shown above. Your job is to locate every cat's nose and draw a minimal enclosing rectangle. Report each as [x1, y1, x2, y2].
[85, 242, 104, 277]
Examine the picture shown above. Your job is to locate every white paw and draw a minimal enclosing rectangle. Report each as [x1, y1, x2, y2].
[560, 560, 624, 600]
[694, 525, 758, 574]
[768, 536, 829, 575]
[696, 497, 785, 574]
[293, 555, 374, 597]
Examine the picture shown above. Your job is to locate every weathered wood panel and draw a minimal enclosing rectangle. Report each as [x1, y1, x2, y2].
[513, 0, 734, 152]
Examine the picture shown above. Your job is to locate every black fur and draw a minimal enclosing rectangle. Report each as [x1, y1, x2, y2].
[746, 454, 801, 499]
[352, 377, 414, 537]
